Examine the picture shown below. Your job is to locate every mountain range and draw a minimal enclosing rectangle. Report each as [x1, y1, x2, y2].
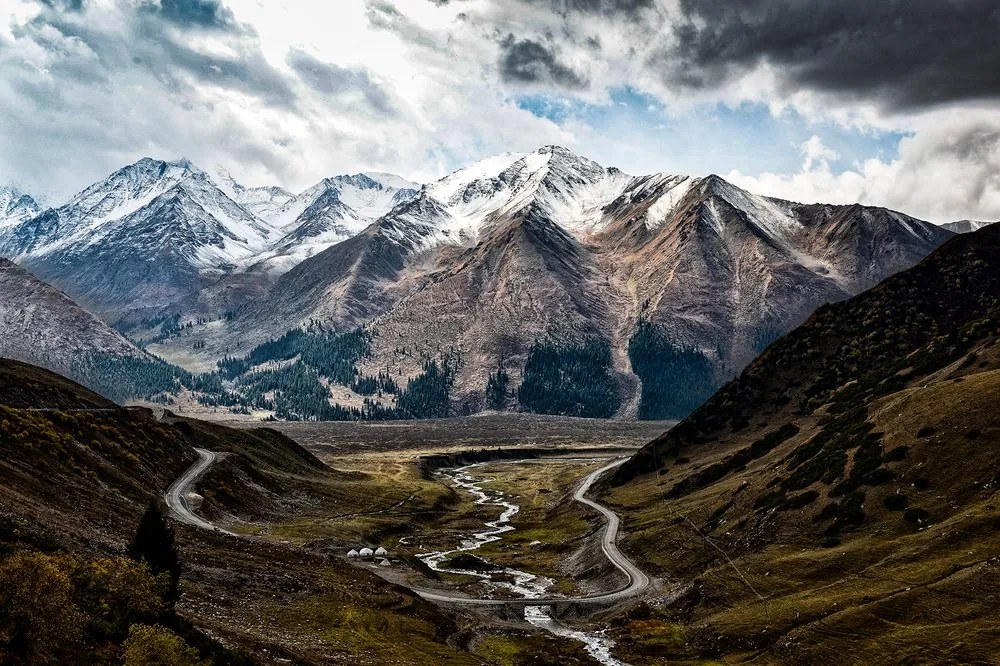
[0, 147, 958, 419]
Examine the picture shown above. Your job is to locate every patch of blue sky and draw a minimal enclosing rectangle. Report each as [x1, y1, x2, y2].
[515, 86, 907, 177]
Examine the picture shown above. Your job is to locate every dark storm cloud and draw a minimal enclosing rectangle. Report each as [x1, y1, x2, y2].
[444, 0, 651, 16]
[286, 49, 394, 114]
[155, 0, 237, 30]
[547, 0, 653, 15]
[38, 0, 84, 11]
[499, 35, 588, 88]
[668, 0, 1000, 110]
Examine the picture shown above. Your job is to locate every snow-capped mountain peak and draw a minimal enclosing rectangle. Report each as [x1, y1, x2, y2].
[410, 145, 634, 250]
[0, 185, 41, 230]
[697, 174, 801, 241]
[941, 219, 997, 234]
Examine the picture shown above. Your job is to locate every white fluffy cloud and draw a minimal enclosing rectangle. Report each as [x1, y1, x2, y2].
[727, 110, 1000, 223]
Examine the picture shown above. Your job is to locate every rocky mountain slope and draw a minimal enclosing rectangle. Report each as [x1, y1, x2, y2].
[178, 146, 951, 420]
[0, 258, 199, 404]
[601, 223, 1000, 662]
[1, 147, 955, 420]
[0, 258, 145, 372]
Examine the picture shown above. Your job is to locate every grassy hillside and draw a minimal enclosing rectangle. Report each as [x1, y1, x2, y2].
[0, 360, 489, 664]
[602, 224, 1000, 663]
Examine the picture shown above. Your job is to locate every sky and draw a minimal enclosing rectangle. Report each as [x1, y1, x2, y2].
[1, 0, 999, 223]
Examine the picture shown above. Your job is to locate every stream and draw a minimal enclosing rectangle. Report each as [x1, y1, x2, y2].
[416, 463, 631, 666]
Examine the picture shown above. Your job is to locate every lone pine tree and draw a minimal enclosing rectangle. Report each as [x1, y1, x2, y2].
[128, 501, 181, 605]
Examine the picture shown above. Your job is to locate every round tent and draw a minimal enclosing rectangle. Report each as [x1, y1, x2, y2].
[359, 547, 374, 558]
[375, 546, 388, 556]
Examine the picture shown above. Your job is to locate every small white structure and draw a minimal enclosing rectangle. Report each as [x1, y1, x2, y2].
[359, 547, 374, 558]
[375, 546, 388, 557]
[346, 549, 359, 558]
[379, 559, 391, 567]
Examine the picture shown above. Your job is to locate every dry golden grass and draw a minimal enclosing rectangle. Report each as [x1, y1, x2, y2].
[603, 368, 1000, 664]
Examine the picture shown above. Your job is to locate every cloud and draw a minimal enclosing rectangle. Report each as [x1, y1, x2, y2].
[800, 135, 838, 171]
[37, 0, 82, 11]
[287, 49, 393, 114]
[499, 35, 588, 88]
[666, 0, 1000, 111]
[726, 112, 1000, 223]
[155, 0, 236, 30]
[523, 0, 654, 17]
[0, 0, 998, 225]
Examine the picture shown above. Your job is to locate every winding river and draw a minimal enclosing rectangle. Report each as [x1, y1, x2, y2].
[416, 463, 631, 666]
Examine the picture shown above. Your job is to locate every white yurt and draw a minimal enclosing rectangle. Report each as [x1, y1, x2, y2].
[346, 549, 359, 558]
[359, 547, 374, 558]
[375, 546, 388, 557]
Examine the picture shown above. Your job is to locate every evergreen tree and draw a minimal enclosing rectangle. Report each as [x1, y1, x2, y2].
[628, 319, 717, 420]
[517, 339, 620, 418]
[127, 502, 181, 606]
[485, 362, 509, 410]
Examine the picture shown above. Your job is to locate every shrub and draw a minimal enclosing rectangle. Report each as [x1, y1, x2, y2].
[121, 624, 206, 666]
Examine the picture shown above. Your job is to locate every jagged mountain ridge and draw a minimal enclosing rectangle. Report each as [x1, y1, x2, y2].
[0, 147, 955, 418]
[0, 160, 418, 321]
[0, 185, 41, 230]
[187, 146, 952, 418]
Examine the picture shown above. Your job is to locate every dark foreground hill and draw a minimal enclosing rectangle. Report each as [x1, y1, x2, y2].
[0, 360, 487, 664]
[602, 224, 1000, 663]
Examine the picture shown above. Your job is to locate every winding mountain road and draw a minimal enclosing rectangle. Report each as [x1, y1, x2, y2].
[164, 448, 234, 535]
[164, 451, 649, 607]
[413, 458, 650, 608]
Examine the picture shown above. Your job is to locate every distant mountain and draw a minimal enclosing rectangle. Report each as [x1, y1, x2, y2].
[603, 223, 1000, 662]
[4, 147, 954, 421]
[0, 185, 41, 229]
[204, 146, 950, 420]
[0, 160, 418, 324]
[0, 159, 281, 320]
[248, 171, 419, 274]
[941, 218, 997, 233]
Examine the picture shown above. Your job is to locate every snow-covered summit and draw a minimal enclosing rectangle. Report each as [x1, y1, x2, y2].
[941, 219, 996, 234]
[0, 158, 280, 267]
[0, 185, 41, 230]
[395, 145, 635, 251]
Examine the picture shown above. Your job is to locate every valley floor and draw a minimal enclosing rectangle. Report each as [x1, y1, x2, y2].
[169, 415, 674, 664]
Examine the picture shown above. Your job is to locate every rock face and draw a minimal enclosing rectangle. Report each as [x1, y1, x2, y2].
[0, 258, 145, 375]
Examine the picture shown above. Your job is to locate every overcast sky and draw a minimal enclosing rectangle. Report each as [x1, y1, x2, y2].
[2, 0, 999, 223]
